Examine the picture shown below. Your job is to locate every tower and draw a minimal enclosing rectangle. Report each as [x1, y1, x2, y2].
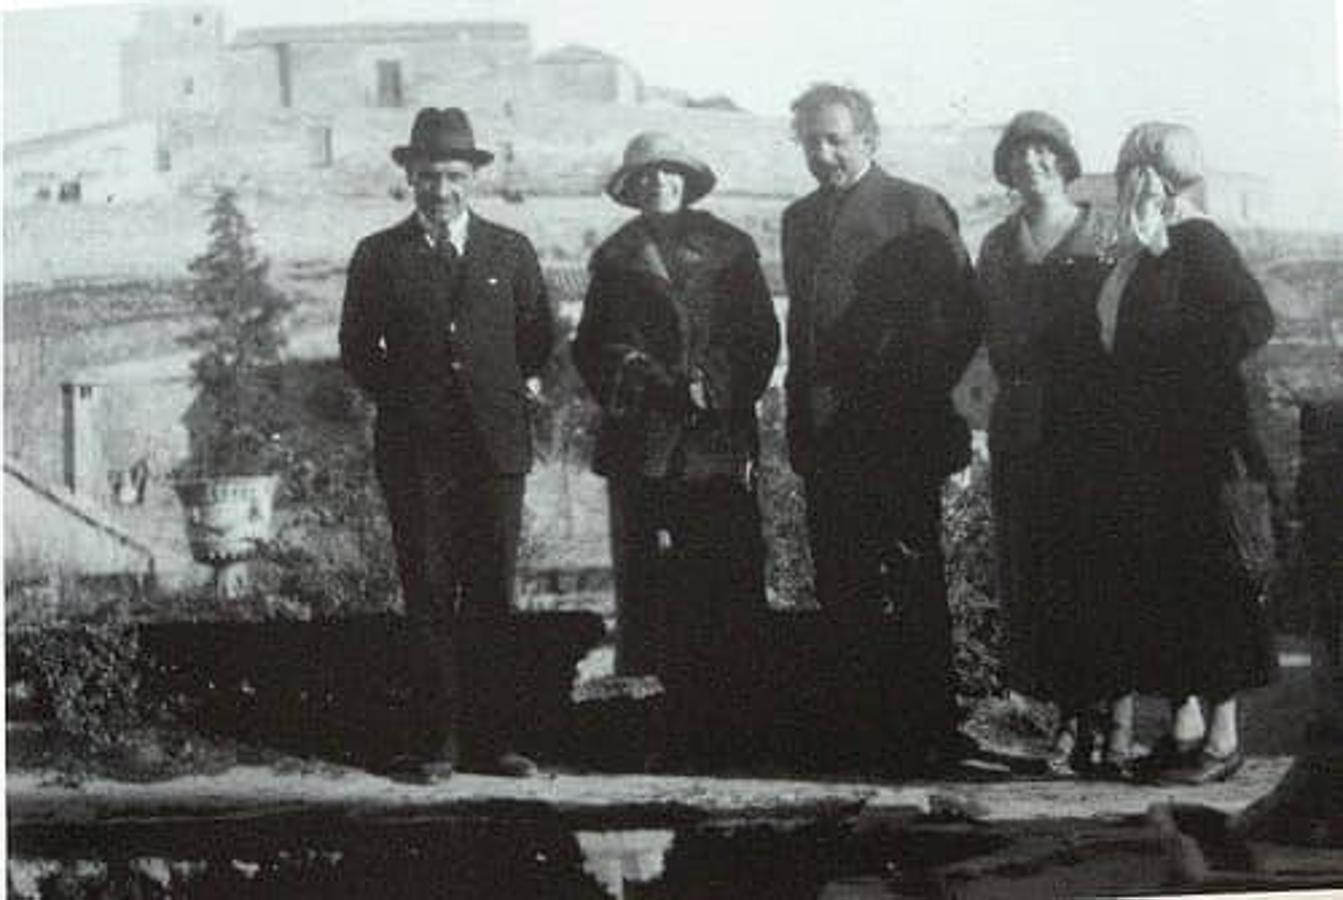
[120, 6, 225, 119]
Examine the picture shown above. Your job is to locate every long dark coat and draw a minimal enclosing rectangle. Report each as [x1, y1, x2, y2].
[782, 165, 980, 479]
[977, 205, 1128, 707]
[1111, 218, 1276, 700]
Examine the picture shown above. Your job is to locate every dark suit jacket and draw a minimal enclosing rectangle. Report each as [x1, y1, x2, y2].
[339, 213, 554, 475]
[782, 164, 980, 477]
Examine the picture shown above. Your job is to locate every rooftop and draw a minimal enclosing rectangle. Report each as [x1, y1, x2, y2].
[535, 43, 627, 65]
[231, 20, 529, 48]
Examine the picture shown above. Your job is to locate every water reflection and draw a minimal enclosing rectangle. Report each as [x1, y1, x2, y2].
[9, 815, 1008, 898]
[575, 829, 675, 898]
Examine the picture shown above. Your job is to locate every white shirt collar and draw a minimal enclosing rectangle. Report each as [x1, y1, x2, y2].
[418, 208, 470, 255]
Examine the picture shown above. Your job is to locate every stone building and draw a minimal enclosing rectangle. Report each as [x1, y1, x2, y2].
[222, 20, 533, 114]
[117, 7, 646, 119]
[532, 45, 642, 105]
[120, 6, 229, 120]
[3, 120, 166, 206]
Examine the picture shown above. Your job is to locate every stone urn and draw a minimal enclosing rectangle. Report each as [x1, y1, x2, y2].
[174, 475, 280, 599]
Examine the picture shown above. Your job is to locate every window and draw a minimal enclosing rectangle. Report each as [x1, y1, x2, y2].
[308, 126, 333, 168]
[376, 60, 403, 107]
[183, 77, 194, 96]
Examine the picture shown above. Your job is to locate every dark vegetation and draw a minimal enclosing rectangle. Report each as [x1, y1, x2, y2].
[177, 188, 297, 478]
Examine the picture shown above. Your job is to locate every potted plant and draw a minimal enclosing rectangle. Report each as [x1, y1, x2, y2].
[174, 187, 295, 597]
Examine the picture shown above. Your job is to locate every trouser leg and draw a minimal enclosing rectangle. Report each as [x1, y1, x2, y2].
[882, 477, 957, 741]
[376, 440, 461, 762]
[452, 475, 525, 763]
[805, 472, 885, 616]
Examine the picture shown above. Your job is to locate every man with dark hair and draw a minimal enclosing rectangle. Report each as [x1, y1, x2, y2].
[340, 107, 554, 781]
[782, 82, 983, 771]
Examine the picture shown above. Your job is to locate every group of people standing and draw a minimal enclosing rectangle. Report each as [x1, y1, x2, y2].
[339, 85, 1275, 786]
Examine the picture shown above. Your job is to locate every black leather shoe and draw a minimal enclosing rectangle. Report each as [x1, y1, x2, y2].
[1132, 735, 1203, 783]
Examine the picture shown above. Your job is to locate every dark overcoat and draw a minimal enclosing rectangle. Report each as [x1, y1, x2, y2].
[1111, 218, 1276, 699]
[781, 165, 981, 478]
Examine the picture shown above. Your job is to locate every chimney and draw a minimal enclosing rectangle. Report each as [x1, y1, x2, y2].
[61, 380, 103, 498]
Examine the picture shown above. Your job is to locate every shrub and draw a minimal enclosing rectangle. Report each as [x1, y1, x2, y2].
[6, 623, 233, 780]
[757, 386, 815, 608]
[178, 188, 296, 477]
[943, 457, 1003, 700]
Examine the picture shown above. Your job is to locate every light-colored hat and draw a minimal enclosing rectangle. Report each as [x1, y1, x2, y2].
[605, 131, 716, 208]
[993, 110, 1082, 186]
[1115, 122, 1203, 191]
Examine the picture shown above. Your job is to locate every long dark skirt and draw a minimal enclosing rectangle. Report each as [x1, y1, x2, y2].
[607, 474, 768, 677]
[993, 443, 1135, 710]
[1126, 473, 1276, 701]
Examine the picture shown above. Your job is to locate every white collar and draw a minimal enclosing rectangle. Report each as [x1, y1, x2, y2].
[418, 208, 470, 254]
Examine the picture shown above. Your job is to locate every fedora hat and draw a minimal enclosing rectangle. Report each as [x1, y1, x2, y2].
[993, 110, 1082, 187]
[391, 107, 494, 168]
[606, 131, 716, 208]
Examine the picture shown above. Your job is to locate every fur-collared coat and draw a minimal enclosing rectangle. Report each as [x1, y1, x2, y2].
[573, 210, 779, 481]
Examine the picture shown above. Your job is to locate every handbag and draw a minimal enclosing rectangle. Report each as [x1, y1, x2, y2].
[1221, 446, 1277, 588]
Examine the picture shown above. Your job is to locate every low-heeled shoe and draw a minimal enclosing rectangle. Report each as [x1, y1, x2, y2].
[1157, 748, 1245, 786]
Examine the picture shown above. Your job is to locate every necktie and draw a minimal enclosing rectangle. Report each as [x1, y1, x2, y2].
[433, 226, 458, 268]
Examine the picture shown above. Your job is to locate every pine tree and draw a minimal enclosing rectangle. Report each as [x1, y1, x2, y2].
[180, 188, 295, 475]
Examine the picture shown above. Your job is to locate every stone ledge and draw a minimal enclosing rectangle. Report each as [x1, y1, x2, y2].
[8, 756, 1293, 832]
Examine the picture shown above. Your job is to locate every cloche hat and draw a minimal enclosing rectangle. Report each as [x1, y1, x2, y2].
[993, 110, 1082, 186]
[606, 131, 716, 208]
[391, 107, 494, 168]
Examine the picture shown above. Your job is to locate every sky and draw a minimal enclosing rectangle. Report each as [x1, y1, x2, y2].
[3, 0, 1342, 226]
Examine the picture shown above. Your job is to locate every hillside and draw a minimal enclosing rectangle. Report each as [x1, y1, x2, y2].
[5, 100, 1011, 281]
[131, 100, 1005, 209]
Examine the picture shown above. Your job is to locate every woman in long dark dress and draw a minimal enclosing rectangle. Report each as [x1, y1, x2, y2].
[1100, 122, 1276, 784]
[572, 130, 780, 682]
[978, 111, 1133, 774]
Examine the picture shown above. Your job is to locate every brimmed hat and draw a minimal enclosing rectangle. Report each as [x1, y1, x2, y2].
[391, 107, 494, 168]
[606, 131, 716, 208]
[1115, 122, 1203, 192]
[993, 110, 1082, 186]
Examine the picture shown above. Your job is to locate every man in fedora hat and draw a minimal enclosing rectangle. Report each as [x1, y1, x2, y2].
[573, 132, 778, 764]
[340, 107, 554, 780]
[782, 83, 983, 773]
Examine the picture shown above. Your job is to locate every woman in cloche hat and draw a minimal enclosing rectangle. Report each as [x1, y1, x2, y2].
[572, 132, 779, 767]
[977, 111, 1136, 778]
